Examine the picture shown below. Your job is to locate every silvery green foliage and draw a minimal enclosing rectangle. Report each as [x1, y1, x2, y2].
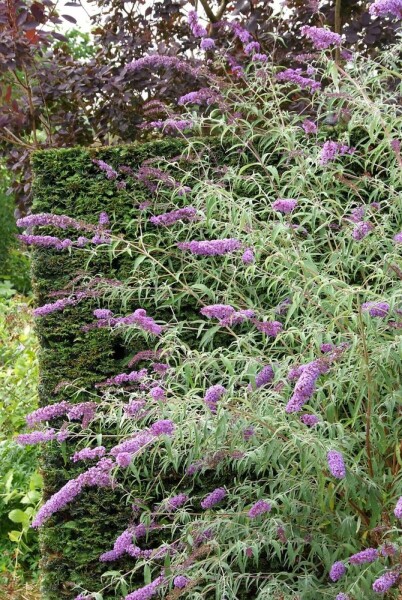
[23, 35, 402, 600]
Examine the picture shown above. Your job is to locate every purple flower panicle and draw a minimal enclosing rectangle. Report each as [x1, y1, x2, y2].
[178, 88, 218, 105]
[93, 159, 118, 180]
[300, 26, 342, 49]
[26, 401, 69, 427]
[372, 571, 399, 593]
[125, 575, 164, 600]
[361, 302, 390, 317]
[394, 496, 402, 518]
[242, 247, 255, 264]
[16, 429, 56, 445]
[177, 238, 242, 256]
[149, 207, 197, 226]
[200, 38, 215, 50]
[255, 365, 274, 388]
[300, 414, 319, 426]
[201, 487, 226, 509]
[272, 198, 298, 214]
[320, 141, 354, 165]
[349, 548, 379, 565]
[174, 576, 189, 589]
[369, 0, 402, 18]
[248, 499, 271, 518]
[17, 213, 96, 232]
[254, 320, 283, 337]
[204, 384, 226, 413]
[302, 120, 317, 134]
[277, 68, 320, 93]
[352, 221, 373, 240]
[32, 458, 114, 527]
[327, 450, 346, 479]
[329, 561, 346, 582]
[72, 447, 106, 462]
[286, 360, 328, 413]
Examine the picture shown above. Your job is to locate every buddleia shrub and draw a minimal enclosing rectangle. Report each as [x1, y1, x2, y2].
[15, 13, 402, 600]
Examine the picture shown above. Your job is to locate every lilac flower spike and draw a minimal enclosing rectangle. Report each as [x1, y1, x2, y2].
[254, 320, 283, 337]
[92, 159, 118, 180]
[320, 141, 354, 165]
[201, 487, 226, 509]
[300, 26, 342, 49]
[200, 38, 215, 50]
[393, 232, 402, 243]
[17, 213, 97, 232]
[16, 429, 57, 445]
[26, 401, 69, 427]
[300, 414, 319, 426]
[126, 55, 200, 80]
[32, 458, 114, 527]
[361, 301, 390, 317]
[394, 496, 402, 518]
[242, 247, 255, 264]
[248, 499, 271, 518]
[150, 419, 175, 436]
[200, 304, 255, 326]
[166, 493, 188, 510]
[372, 571, 399, 593]
[188, 10, 207, 37]
[329, 561, 346, 582]
[177, 238, 242, 256]
[100, 527, 134, 561]
[204, 384, 226, 413]
[272, 198, 298, 214]
[125, 575, 165, 600]
[352, 221, 373, 240]
[327, 450, 346, 479]
[369, 0, 402, 18]
[244, 41, 260, 54]
[255, 365, 274, 388]
[174, 576, 189, 589]
[336, 595, 350, 600]
[349, 548, 379, 565]
[149, 207, 197, 226]
[285, 360, 328, 413]
[178, 88, 219, 105]
[276, 68, 321, 93]
[302, 120, 317, 134]
[72, 447, 106, 462]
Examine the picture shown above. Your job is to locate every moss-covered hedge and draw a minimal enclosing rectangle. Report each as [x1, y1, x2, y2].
[31, 139, 239, 599]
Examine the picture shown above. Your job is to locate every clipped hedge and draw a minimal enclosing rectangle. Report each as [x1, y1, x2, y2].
[31, 139, 240, 599]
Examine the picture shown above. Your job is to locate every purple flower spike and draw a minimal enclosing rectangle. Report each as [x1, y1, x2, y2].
[336, 595, 350, 600]
[200, 38, 215, 50]
[352, 221, 373, 240]
[254, 320, 283, 337]
[255, 365, 274, 388]
[201, 487, 226, 509]
[177, 238, 242, 256]
[302, 120, 317, 134]
[300, 25, 342, 49]
[125, 575, 164, 600]
[174, 576, 189, 589]
[242, 247, 255, 264]
[349, 548, 379, 565]
[272, 198, 298, 214]
[286, 360, 328, 413]
[394, 496, 402, 518]
[327, 450, 346, 479]
[369, 0, 402, 19]
[372, 571, 399, 593]
[329, 561, 346, 582]
[149, 206, 197, 226]
[394, 232, 402, 243]
[300, 414, 319, 427]
[150, 419, 175, 436]
[16, 429, 56, 445]
[204, 384, 226, 413]
[361, 301, 390, 317]
[248, 499, 271, 518]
